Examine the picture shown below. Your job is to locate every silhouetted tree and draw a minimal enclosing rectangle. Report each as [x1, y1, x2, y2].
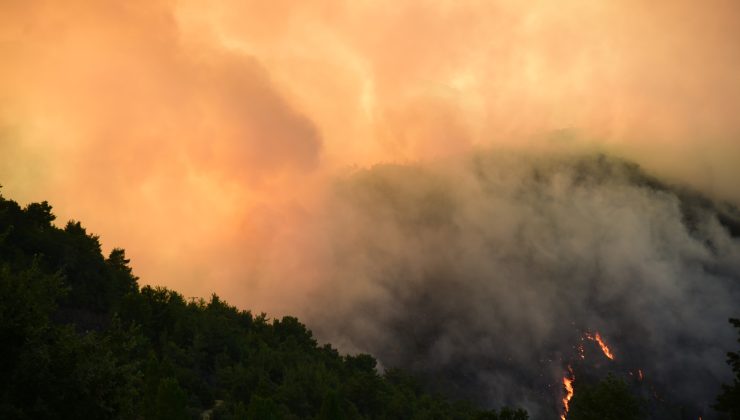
[0, 192, 528, 419]
[568, 374, 644, 420]
[716, 318, 740, 418]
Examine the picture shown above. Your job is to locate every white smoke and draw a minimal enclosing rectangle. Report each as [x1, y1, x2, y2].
[304, 151, 740, 418]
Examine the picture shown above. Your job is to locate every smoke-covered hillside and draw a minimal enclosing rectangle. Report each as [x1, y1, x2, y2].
[0, 188, 527, 419]
[1, 153, 738, 419]
[306, 153, 740, 419]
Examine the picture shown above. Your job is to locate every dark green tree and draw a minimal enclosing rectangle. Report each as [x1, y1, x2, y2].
[494, 407, 529, 420]
[318, 391, 343, 420]
[247, 395, 282, 420]
[152, 377, 188, 420]
[568, 374, 644, 420]
[716, 318, 740, 418]
[0, 192, 528, 419]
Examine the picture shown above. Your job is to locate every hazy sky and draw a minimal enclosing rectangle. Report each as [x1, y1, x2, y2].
[1, 0, 739, 312]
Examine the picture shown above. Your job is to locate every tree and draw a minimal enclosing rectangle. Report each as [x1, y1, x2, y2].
[318, 391, 343, 420]
[25, 201, 55, 225]
[716, 318, 740, 418]
[0, 192, 529, 420]
[151, 377, 188, 420]
[247, 395, 282, 420]
[568, 374, 644, 420]
[496, 407, 529, 420]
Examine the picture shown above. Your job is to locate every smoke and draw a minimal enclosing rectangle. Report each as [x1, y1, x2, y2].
[2, 1, 740, 416]
[304, 152, 740, 417]
[2, 1, 740, 305]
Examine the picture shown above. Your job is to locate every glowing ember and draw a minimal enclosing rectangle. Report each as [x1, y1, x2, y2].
[560, 366, 575, 420]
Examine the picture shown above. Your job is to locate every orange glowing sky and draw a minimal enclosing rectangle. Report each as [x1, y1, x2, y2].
[2, 0, 739, 312]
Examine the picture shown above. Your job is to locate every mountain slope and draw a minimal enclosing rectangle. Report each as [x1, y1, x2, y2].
[0, 188, 526, 419]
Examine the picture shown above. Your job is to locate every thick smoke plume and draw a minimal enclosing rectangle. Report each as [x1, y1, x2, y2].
[2, 2, 740, 417]
[2, 0, 740, 304]
[305, 152, 740, 418]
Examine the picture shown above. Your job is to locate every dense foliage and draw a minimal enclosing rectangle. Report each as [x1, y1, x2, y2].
[716, 318, 740, 418]
[567, 375, 644, 420]
[0, 190, 528, 419]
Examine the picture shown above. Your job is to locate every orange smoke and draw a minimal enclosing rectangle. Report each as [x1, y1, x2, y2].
[2, 0, 740, 311]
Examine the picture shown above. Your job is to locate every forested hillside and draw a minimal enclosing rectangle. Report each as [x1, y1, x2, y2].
[0, 190, 529, 419]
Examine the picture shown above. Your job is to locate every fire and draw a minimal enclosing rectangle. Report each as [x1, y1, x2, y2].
[584, 332, 615, 360]
[560, 366, 575, 420]
[559, 330, 616, 418]
[593, 332, 615, 360]
[638, 369, 644, 381]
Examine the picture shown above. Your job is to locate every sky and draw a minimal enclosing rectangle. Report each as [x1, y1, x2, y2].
[1, 0, 740, 313]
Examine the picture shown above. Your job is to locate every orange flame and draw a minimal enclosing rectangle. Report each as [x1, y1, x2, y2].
[638, 369, 644, 381]
[584, 332, 615, 360]
[560, 366, 575, 420]
[593, 333, 615, 360]
[560, 331, 615, 418]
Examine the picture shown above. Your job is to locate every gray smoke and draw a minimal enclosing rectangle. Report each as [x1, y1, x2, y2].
[305, 152, 740, 418]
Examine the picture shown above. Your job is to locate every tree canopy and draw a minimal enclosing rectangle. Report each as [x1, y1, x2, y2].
[716, 318, 740, 419]
[0, 191, 528, 419]
[567, 374, 644, 420]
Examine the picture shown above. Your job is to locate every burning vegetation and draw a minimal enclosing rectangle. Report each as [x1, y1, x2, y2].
[309, 153, 740, 419]
[560, 331, 616, 419]
[560, 366, 575, 420]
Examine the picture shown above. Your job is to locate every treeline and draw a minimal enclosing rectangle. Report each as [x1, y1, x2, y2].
[0, 191, 529, 419]
[2, 190, 739, 419]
